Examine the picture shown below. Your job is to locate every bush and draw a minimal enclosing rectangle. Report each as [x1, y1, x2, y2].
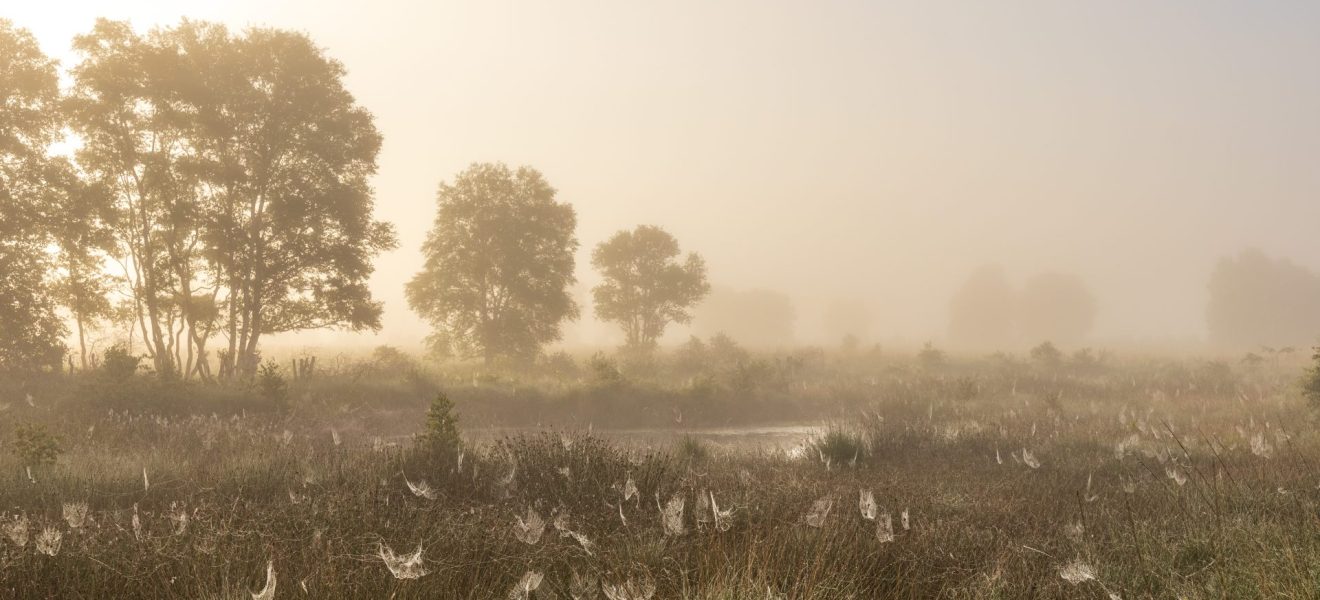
[588, 352, 624, 387]
[918, 342, 945, 369]
[101, 345, 141, 382]
[420, 391, 462, 456]
[1302, 347, 1320, 408]
[1029, 341, 1063, 369]
[256, 361, 288, 410]
[11, 423, 62, 467]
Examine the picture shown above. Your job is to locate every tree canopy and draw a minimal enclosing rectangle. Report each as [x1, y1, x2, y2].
[407, 163, 579, 366]
[64, 19, 396, 379]
[1207, 249, 1320, 348]
[592, 225, 709, 352]
[0, 20, 71, 373]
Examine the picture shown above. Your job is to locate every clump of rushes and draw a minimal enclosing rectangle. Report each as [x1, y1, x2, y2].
[811, 427, 868, 468]
[674, 434, 711, 462]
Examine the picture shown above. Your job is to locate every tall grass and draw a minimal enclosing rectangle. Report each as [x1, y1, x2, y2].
[0, 353, 1315, 597]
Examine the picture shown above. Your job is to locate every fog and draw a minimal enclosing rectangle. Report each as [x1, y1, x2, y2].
[15, 0, 1320, 352]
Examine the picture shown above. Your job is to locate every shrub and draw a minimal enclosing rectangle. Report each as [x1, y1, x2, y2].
[1030, 341, 1063, 369]
[588, 352, 624, 387]
[421, 391, 462, 456]
[256, 361, 288, 409]
[918, 342, 945, 369]
[1302, 347, 1320, 408]
[11, 423, 62, 467]
[101, 345, 141, 382]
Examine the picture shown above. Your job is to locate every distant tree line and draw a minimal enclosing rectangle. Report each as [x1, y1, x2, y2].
[1207, 249, 1320, 349]
[950, 251, 1320, 351]
[947, 265, 1097, 350]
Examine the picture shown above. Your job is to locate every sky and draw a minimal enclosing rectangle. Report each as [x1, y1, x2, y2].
[11, 1, 1320, 352]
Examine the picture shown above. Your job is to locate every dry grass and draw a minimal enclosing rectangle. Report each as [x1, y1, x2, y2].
[0, 358, 1316, 598]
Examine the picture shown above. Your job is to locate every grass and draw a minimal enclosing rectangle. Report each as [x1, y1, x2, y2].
[0, 353, 1316, 597]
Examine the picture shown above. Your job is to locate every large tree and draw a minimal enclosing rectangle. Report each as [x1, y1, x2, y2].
[67, 19, 396, 379]
[0, 20, 69, 373]
[591, 225, 708, 352]
[66, 19, 195, 377]
[198, 25, 396, 379]
[48, 167, 116, 371]
[407, 163, 579, 366]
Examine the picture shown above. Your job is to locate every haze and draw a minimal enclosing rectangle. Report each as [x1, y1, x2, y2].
[14, 0, 1320, 351]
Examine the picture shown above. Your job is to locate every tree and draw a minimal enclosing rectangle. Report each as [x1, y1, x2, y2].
[67, 20, 397, 380]
[202, 26, 397, 379]
[47, 169, 116, 372]
[1207, 249, 1320, 348]
[1017, 272, 1096, 346]
[1029, 341, 1063, 369]
[948, 264, 1016, 351]
[0, 252, 67, 374]
[0, 20, 68, 373]
[66, 19, 195, 377]
[1303, 347, 1320, 409]
[420, 392, 461, 457]
[592, 225, 709, 353]
[407, 163, 579, 366]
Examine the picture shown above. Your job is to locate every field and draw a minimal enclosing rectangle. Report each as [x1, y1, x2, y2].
[0, 350, 1317, 599]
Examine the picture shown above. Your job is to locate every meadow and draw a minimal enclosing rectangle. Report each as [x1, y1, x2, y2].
[0, 347, 1317, 599]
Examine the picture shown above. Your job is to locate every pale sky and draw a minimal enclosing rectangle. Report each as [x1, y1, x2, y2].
[12, 1, 1320, 351]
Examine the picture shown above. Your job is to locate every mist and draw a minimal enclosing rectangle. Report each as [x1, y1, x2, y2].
[10, 4, 1320, 598]
[14, 1, 1320, 356]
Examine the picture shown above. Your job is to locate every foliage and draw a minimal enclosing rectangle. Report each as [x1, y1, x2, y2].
[101, 345, 142, 382]
[66, 19, 396, 380]
[673, 434, 711, 462]
[370, 345, 417, 376]
[539, 351, 579, 379]
[10, 423, 62, 467]
[672, 336, 710, 375]
[1302, 347, 1320, 409]
[0, 251, 67, 373]
[811, 427, 868, 467]
[588, 353, 625, 387]
[420, 392, 462, 457]
[917, 342, 945, 369]
[707, 333, 748, 368]
[0, 348, 1316, 597]
[0, 20, 69, 374]
[1208, 249, 1320, 348]
[1029, 341, 1063, 369]
[592, 225, 709, 353]
[406, 163, 579, 366]
[256, 362, 288, 409]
